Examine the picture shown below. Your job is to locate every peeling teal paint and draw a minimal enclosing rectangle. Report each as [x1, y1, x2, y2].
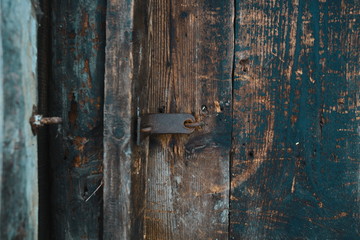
[231, 0, 359, 239]
[0, 0, 38, 239]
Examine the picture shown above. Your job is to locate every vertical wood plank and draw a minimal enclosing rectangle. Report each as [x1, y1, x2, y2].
[0, 3, 3, 230]
[37, 1, 51, 239]
[49, 0, 106, 239]
[0, 0, 38, 239]
[230, 0, 360, 239]
[103, 0, 135, 239]
[130, 1, 149, 238]
[141, 1, 234, 239]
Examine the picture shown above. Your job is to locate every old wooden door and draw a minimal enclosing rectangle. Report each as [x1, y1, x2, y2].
[47, 0, 359, 239]
[103, 0, 360, 239]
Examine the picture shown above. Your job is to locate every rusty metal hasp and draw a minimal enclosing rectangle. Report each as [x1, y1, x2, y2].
[141, 113, 195, 134]
[137, 113, 202, 145]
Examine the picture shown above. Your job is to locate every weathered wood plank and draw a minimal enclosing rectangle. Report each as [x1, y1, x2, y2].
[0, 0, 38, 239]
[129, 1, 149, 239]
[0, 3, 3, 231]
[141, 1, 234, 239]
[230, 0, 360, 239]
[103, 0, 135, 239]
[37, 1, 51, 239]
[49, 0, 106, 239]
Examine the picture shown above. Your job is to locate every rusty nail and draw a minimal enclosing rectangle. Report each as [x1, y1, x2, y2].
[30, 115, 63, 127]
[30, 113, 63, 135]
[39, 116, 63, 125]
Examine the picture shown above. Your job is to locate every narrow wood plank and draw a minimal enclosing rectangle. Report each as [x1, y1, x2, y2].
[0, 3, 3, 230]
[130, 1, 150, 238]
[103, 0, 135, 239]
[0, 1, 38, 239]
[49, 0, 106, 239]
[37, 1, 52, 239]
[141, 1, 234, 239]
[230, 0, 360, 239]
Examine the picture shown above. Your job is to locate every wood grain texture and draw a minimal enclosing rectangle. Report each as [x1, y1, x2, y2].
[49, 0, 106, 239]
[0, 1, 38, 239]
[140, 1, 234, 239]
[103, 0, 135, 239]
[230, 0, 360, 239]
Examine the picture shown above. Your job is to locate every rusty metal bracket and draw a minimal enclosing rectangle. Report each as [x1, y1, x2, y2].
[137, 113, 203, 145]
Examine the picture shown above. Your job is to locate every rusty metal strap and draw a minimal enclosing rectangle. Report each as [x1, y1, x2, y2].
[141, 113, 196, 134]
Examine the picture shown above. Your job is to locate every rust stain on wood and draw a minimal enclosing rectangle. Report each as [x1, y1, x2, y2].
[73, 136, 88, 152]
[73, 155, 89, 168]
[83, 59, 92, 88]
[80, 11, 90, 37]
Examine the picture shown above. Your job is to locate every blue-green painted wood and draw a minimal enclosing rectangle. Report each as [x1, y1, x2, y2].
[49, 0, 106, 239]
[230, 0, 359, 239]
[0, 1, 38, 239]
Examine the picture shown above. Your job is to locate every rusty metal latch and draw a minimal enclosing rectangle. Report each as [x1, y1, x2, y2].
[137, 113, 204, 144]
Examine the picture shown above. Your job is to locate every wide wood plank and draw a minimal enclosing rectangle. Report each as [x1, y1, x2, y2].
[230, 0, 360, 239]
[0, 1, 38, 239]
[49, 1, 106, 239]
[141, 1, 234, 239]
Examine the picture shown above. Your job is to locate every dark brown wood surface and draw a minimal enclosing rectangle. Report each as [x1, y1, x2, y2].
[141, 1, 234, 239]
[230, 0, 360, 239]
[104, 0, 234, 239]
[37, 1, 51, 238]
[1, 0, 358, 239]
[81, 0, 359, 239]
[49, 1, 106, 239]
